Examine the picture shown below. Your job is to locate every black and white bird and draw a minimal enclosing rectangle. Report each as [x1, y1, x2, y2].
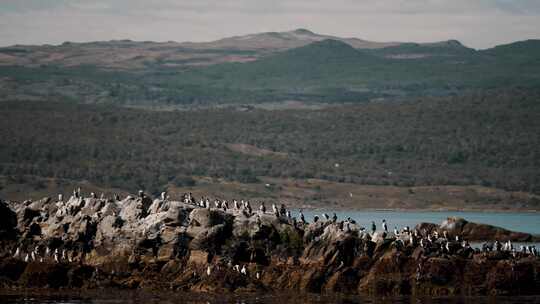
[13, 247, 20, 258]
[272, 204, 279, 216]
[260, 202, 266, 214]
[240, 265, 247, 275]
[382, 219, 388, 232]
[299, 211, 306, 224]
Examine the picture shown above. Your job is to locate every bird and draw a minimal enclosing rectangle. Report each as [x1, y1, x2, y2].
[259, 202, 266, 213]
[161, 192, 167, 201]
[13, 247, 20, 258]
[272, 204, 279, 216]
[206, 266, 212, 276]
[382, 219, 388, 232]
[331, 213, 338, 223]
[256, 272, 261, 280]
[393, 227, 399, 236]
[233, 264, 240, 272]
[322, 213, 329, 221]
[24, 253, 29, 263]
[58, 194, 63, 202]
[54, 252, 59, 263]
[240, 265, 247, 275]
[286, 210, 291, 219]
[31, 251, 36, 261]
[299, 211, 306, 224]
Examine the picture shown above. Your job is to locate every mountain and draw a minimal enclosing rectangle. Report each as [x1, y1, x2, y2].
[182, 28, 404, 51]
[0, 29, 462, 69]
[0, 30, 539, 105]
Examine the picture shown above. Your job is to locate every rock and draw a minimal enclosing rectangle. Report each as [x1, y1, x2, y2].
[2, 195, 539, 296]
[440, 217, 536, 241]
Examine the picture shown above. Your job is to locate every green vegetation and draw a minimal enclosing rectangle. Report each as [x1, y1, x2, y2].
[1, 39, 540, 105]
[0, 90, 539, 196]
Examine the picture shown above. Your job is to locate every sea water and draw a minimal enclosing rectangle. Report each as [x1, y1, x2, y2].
[294, 210, 540, 235]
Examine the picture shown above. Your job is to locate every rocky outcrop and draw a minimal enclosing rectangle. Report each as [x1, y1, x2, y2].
[416, 217, 540, 242]
[0, 195, 538, 296]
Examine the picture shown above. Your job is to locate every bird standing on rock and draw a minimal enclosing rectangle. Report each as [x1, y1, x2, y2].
[241, 265, 247, 275]
[13, 247, 20, 258]
[272, 204, 279, 216]
[299, 211, 306, 224]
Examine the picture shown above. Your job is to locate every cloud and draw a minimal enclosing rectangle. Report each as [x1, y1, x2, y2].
[0, 0, 539, 48]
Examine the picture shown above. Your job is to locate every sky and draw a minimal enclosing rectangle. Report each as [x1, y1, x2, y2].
[0, 0, 539, 49]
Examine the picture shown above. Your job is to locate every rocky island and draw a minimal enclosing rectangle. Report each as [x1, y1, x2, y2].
[0, 192, 539, 296]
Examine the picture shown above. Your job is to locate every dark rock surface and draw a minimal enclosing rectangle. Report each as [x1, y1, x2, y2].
[0, 195, 538, 296]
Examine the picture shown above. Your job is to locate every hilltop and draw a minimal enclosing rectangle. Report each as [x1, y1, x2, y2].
[0, 30, 538, 105]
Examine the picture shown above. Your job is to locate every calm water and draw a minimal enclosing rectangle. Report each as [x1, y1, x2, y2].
[1, 292, 540, 304]
[295, 210, 540, 235]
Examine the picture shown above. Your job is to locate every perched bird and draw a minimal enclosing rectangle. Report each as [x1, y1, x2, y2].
[272, 204, 279, 216]
[206, 266, 212, 276]
[24, 253, 29, 263]
[322, 213, 329, 221]
[260, 202, 266, 214]
[240, 265, 247, 275]
[13, 247, 20, 258]
[58, 194, 63, 202]
[382, 219, 388, 232]
[233, 264, 240, 272]
[256, 272, 261, 280]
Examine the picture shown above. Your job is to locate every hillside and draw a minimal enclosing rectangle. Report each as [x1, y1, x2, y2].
[0, 29, 406, 69]
[1, 90, 539, 205]
[1, 33, 539, 105]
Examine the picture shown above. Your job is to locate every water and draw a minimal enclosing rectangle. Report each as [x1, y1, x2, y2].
[295, 210, 540, 235]
[1, 291, 540, 304]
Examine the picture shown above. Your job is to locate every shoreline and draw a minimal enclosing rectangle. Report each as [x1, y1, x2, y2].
[1, 195, 539, 296]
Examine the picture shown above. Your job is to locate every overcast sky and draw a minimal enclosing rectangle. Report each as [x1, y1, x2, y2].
[1, 0, 539, 49]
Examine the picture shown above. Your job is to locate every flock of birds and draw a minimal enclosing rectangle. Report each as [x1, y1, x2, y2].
[11, 245, 79, 264]
[8, 189, 539, 275]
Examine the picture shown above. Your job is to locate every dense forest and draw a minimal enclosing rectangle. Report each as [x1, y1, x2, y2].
[0, 89, 539, 196]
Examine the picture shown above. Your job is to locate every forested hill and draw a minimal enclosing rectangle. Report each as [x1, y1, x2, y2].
[0, 30, 539, 105]
[0, 90, 539, 199]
